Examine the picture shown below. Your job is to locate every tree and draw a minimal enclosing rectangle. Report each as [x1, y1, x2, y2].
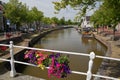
[59, 17, 65, 25]
[53, 0, 101, 17]
[3, 0, 44, 30]
[90, 0, 120, 39]
[53, 0, 120, 40]
[51, 17, 59, 25]
[42, 17, 52, 25]
[66, 19, 72, 25]
[4, 0, 28, 28]
[29, 7, 44, 29]
[30, 7, 43, 22]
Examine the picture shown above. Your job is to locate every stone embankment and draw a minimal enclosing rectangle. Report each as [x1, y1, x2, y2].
[94, 33, 120, 80]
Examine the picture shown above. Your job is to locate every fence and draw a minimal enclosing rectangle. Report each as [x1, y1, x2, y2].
[0, 41, 120, 80]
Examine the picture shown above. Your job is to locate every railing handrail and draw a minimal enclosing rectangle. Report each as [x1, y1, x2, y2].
[0, 57, 118, 80]
[0, 42, 120, 80]
[1, 43, 120, 62]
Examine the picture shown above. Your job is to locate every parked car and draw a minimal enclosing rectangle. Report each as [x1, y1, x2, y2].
[29, 28, 35, 32]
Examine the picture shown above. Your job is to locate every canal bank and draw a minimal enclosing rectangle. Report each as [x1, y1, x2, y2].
[94, 33, 120, 80]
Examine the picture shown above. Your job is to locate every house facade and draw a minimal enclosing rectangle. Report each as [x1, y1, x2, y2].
[81, 16, 93, 28]
[116, 23, 120, 31]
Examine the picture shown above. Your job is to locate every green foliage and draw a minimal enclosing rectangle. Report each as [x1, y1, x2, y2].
[30, 7, 44, 21]
[66, 19, 72, 25]
[53, 0, 120, 29]
[90, 0, 120, 28]
[4, 0, 44, 28]
[53, 0, 100, 17]
[4, 0, 25, 25]
[42, 17, 52, 24]
[42, 17, 74, 25]
[59, 17, 65, 25]
[57, 55, 69, 64]
[51, 17, 59, 24]
[3, 0, 78, 28]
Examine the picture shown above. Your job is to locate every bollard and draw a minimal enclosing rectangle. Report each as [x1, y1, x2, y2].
[9, 41, 16, 77]
[86, 52, 95, 80]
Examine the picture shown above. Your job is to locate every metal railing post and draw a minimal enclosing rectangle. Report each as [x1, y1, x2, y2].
[86, 52, 95, 80]
[9, 41, 16, 77]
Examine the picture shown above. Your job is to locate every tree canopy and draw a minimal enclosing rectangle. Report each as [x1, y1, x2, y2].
[3, 0, 44, 28]
[53, 0, 101, 17]
[2, 0, 77, 30]
[53, 0, 120, 28]
[90, 0, 120, 28]
[4, 0, 28, 26]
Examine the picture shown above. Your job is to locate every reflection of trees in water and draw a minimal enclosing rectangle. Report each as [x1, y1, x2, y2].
[81, 38, 91, 45]
[35, 29, 67, 48]
[47, 29, 65, 39]
[81, 38, 106, 55]
[57, 28, 73, 39]
[39, 29, 72, 43]
[82, 39, 106, 55]
[67, 28, 72, 36]
[81, 38, 97, 47]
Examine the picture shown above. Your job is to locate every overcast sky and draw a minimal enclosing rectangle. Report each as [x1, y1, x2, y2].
[0, 0, 94, 21]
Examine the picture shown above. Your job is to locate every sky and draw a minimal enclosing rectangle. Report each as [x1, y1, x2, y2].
[0, 0, 94, 21]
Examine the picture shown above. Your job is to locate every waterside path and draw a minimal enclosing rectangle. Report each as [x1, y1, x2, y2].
[94, 33, 120, 79]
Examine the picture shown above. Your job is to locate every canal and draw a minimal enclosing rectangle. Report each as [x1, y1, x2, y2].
[22, 28, 107, 80]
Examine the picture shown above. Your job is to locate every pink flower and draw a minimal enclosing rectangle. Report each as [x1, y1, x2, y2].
[56, 63, 61, 68]
[24, 54, 29, 59]
[36, 51, 43, 56]
[37, 58, 42, 64]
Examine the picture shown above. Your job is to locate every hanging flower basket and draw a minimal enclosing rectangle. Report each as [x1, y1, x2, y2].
[24, 50, 71, 78]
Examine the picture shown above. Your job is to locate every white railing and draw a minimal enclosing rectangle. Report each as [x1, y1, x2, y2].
[0, 41, 120, 80]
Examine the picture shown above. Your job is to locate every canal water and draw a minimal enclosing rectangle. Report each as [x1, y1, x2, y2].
[22, 28, 107, 80]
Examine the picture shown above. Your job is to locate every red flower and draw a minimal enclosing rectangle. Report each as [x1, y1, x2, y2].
[0, 46, 7, 51]
[6, 33, 12, 38]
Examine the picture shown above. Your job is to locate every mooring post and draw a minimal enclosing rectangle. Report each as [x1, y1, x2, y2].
[9, 41, 16, 77]
[86, 52, 95, 80]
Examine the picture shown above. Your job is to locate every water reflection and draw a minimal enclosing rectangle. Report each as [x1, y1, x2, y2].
[22, 28, 107, 80]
